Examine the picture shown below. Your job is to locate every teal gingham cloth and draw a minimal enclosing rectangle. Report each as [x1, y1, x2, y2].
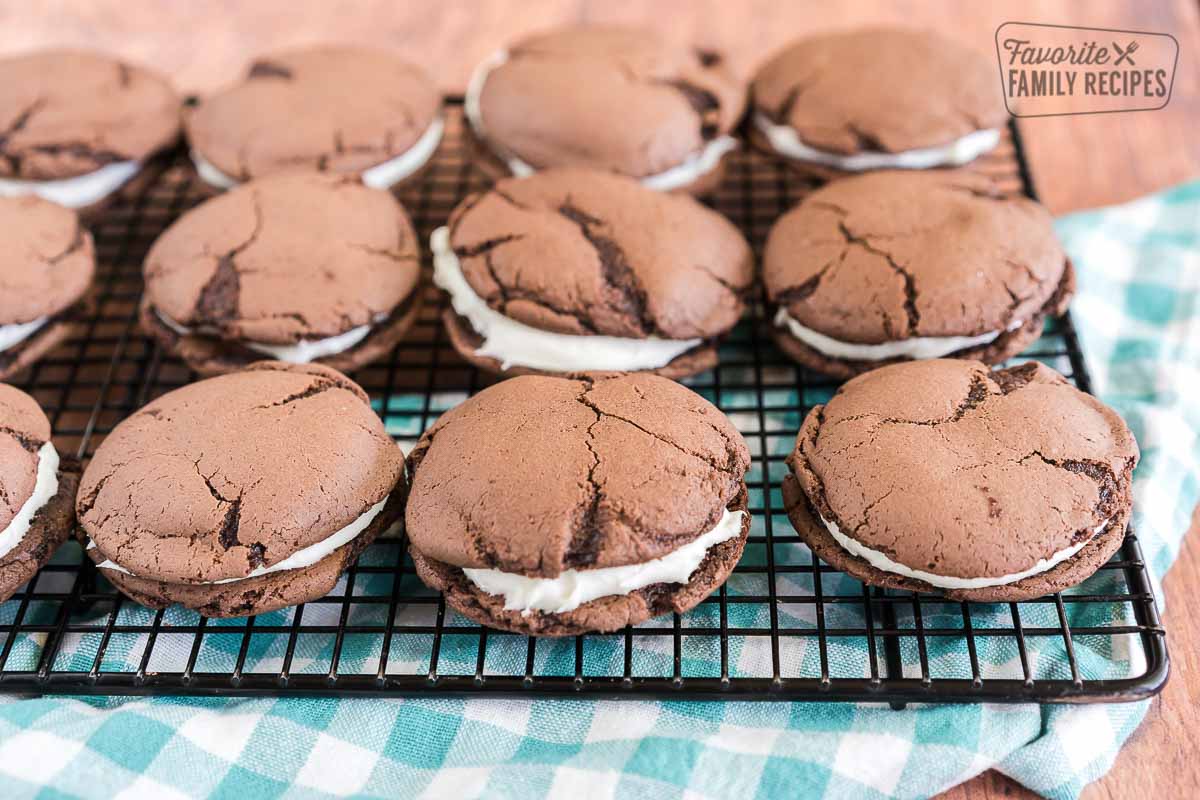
[0, 181, 1196, 800]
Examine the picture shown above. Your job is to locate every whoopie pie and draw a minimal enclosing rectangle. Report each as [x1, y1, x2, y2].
[187, 46, 443, 191]
[0, 384, 79, 602]
[0, 195, 95, 381]
[783, 359, 1138, 602]
[432, 167, 754, 378]
[77, 362, 406, 617]
[406, 372, 751, 636]
[0, 50, 180, 213]
[750, 27, 1006, 177]
[764, 171, 1073, 377]
[466, 26, 746, 194]
[141, 172, 422, 375]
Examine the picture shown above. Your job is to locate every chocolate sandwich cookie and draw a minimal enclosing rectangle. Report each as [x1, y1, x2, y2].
[0, 50, 180, 212]
[407, 373, 751, 636]
[0, 196, 95, 381]
[77, 362, 405, 617]
[764, 171, 1073, 378]
[466, 26, 745, 194]
[750, 27, 1006, 177]
[141, 172, 422, 376]
[187, 46, 442, 190]
[432, 167, 753, 378]
[783, 360, 1138, 602]
[0, 384, 80, 602]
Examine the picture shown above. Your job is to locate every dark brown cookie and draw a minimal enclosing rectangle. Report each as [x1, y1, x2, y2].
[750, 27, 1006, 170]
[467, 26, 745, 193]
[405, 372, 751, 636]
[186, 46, 442, 189]
[0, 50, 180, 209]
[140, 172, 422, 376]
[0, 384, 79, 601]
[434, 167, 753, 378]
[764, 171, 1072, 377]
[77, 362, 406, 617]
[784, 360, 1139, 602]
[0, 196, 95, 381]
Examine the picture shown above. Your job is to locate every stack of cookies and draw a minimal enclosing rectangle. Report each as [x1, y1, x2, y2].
[0, 25, 1139, 635]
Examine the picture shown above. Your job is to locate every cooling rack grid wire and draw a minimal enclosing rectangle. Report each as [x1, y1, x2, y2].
[0, 104, 1167, 703]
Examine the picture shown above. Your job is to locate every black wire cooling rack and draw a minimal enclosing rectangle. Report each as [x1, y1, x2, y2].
[0, 104, 1168, 704]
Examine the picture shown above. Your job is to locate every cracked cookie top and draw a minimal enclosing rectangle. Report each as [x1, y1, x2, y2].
[78, 362, 404, 584]
[764, 171, 1067, 343]
[0, 196, 95, 325]
[186, 46, 440, 182]
[406, 373, 750, 577]
[0, 384, 52, 533]
[476, 26, 745, 177]
[789, 360, 1138, 580]
[447, 167, 754, 339]
[143, 172, 420, 344]
[752, 27, 1006, 155]
[0, 50, 180, 180]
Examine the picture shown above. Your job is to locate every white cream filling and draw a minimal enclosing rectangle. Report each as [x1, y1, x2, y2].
[155, 309, 375, 364]
[754, 112, 1001, 171]
[0, 317, 49, 354]
[362, 115, 445, 189]
[0, 443, 60, 562]
[191, 151, 238, 190]
[90, 497, 387, 585]
[431, 226, 700, 372]
[191, 114, 445, 191]
[774, 307, 1022, 361]
[640, 136, 738, 191]
[821, 514, 1110, 591]
[465, 508, 746, 615]
[465, 49, 736, 191]
[0, 161, 142, 208]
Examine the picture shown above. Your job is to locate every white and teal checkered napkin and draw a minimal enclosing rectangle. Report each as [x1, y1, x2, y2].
[0, 182, 1196, 800]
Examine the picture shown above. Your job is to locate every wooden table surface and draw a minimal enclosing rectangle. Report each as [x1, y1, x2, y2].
[2, 2, 1197, 797]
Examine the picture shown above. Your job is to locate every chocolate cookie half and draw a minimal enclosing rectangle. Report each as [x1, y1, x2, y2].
[407, 373, 751, 636]
[750, 27, 1006, 176]
[764, 171, 1073, 378]
[187, 46, 442, 190]
[783, 360, 1138, 602]
[141, 172, 422, 375]
[77, 362, 405, 617]
[0, 384, 79, 602]
[0, 50, 180, 212]
[432, 167, 753, 378]
[466, 26, 746, 193]
[0, 196, 95, 381]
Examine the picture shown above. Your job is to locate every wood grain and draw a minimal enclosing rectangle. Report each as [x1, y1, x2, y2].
[0, 2, 1195, 798]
